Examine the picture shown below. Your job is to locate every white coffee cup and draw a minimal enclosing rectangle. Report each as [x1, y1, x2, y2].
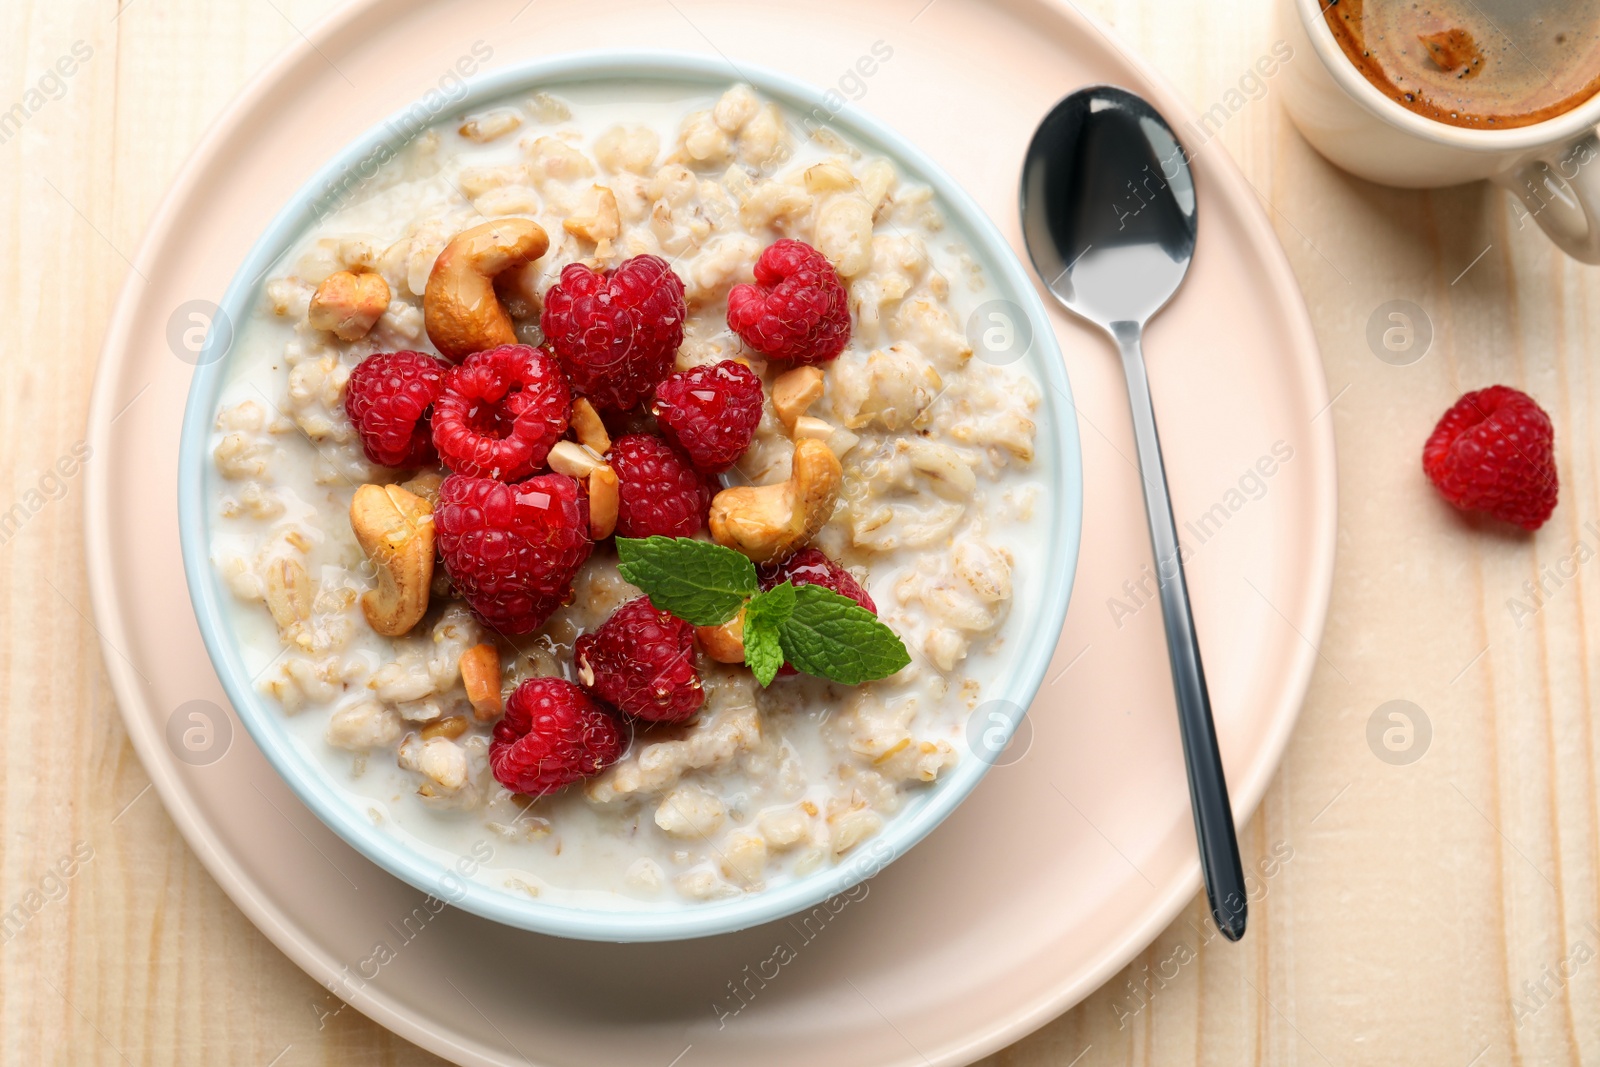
[1277, 0, 1600, 262]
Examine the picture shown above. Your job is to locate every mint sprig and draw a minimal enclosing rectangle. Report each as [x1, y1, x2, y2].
[614, 537, 909, 687]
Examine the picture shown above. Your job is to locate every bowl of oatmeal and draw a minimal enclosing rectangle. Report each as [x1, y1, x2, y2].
[178, 51, 1082, 941]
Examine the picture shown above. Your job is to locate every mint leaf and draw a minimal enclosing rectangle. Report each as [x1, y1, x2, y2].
[615, 537, 758, 626]
[615, 540, 910, 686]
[742, 583, 796, 686]
[777, 584, 911, 685]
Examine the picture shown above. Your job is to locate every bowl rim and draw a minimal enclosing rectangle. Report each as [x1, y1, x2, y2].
[177, 48, 1083, 942]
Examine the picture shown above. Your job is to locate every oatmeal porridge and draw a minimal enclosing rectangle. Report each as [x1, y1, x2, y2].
[207, 80, 1045, 908]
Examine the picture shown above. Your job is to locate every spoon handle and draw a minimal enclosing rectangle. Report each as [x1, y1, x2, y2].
[1112, 323, 1248, 942]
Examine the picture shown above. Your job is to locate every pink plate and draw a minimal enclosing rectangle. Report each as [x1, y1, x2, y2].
[85, 0, 1334, 1063]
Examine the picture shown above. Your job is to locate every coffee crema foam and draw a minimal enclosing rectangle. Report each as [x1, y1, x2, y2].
[1323, 0, 1600, 129]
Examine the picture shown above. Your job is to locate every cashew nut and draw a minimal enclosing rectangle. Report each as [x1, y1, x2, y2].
[563, 185, 620, 246]
[350, 483, 434, 637]
[308, 270, 390, 341]
[547, 441, 603, 478]
[588, 464, 619, 540]
[570, 397, 611, 454]
[793, 415, 833, 441]
[424, 219, 549, 362]
[696, 610, 746, 664]
[546, 442, 618, 539]
[459, 643, 503, 721]
[709, 438, 842, 563]
[772, 365, 825, 431]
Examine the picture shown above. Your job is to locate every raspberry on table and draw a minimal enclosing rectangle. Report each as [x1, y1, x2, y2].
[759, 548, 876, 677]
[1423, 385, 1557, 531]
[610, 433, 713, 538]
[726, 239, 851, 365]
[539, 255, 686, 412]
[651, 359, 765, 473]
[431, 344, 571, 482]
[574, 597, 704, 723]
[489, 678, 628, 796]
[434, 472, 592, 635]
[344, 350, 449, 468]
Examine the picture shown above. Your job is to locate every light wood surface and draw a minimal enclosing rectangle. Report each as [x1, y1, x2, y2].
[5, 0, 1598, 1063]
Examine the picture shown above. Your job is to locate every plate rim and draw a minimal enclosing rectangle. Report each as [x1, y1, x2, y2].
[82, 0, 1336, 1062]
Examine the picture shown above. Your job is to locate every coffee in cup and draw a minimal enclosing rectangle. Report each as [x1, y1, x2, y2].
[1322, 0, 1600, 129]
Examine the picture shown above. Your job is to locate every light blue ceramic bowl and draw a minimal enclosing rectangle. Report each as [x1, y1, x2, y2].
[178, 51, 1083, 942]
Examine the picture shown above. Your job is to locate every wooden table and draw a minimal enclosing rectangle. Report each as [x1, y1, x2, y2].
[5, 0, 1596, 1063]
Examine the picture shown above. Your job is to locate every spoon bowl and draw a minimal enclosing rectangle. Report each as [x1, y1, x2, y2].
[1020, 85, 1247, 941]
[1022, 86, 1198, 327]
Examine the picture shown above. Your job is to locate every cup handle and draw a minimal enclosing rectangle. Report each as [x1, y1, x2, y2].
[1495, 131, 1600, 264]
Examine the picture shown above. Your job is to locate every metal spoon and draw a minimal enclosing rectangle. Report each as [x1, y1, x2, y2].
[1020, 85, 1247, 941]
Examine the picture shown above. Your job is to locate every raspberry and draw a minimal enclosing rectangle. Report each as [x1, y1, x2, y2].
[434, 473, 592, 635]
[1423, 386, 1557, 530]
[759, 548, 878, 613]
[431, 344, 570, 482]
[726, 239, 851, 364]
[344, 350, 449, 467]
[540, 255, 686, 412]
[610, 434, 713, 538]
[574, 597, 703, 723]
[651, 360, 765, 473]
[489, 678, 628, 796]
